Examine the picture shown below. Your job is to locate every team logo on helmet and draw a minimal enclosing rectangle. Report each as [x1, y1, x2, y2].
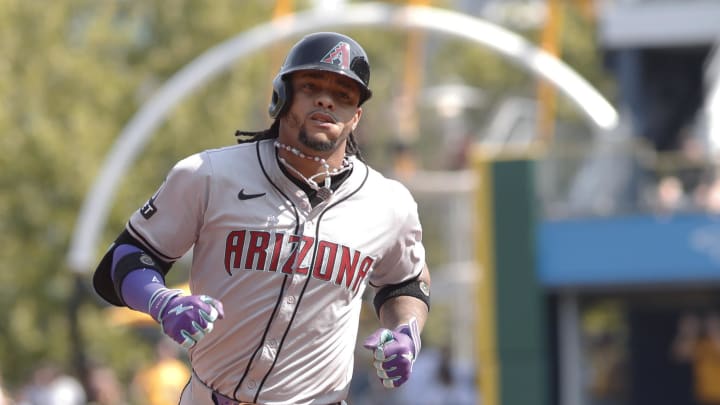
[321, 41, 351, 70]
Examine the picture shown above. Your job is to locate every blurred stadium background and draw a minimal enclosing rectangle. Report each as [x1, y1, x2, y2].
[3, 0, 720, 404]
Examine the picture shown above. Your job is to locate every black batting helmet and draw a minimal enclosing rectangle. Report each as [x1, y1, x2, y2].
[268, 32, 372, 119]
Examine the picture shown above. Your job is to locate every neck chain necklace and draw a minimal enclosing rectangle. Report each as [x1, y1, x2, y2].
[274, 141, 353, 200]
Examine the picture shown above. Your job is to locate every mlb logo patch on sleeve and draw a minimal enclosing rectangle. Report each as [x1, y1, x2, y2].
[140, 196, 157, 219]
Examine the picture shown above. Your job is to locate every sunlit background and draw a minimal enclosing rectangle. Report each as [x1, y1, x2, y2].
[2, 0, 720, 404]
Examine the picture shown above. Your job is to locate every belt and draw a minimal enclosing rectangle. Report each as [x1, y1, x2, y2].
[211, 392, 343, 405]
[211, 391, 257, 405]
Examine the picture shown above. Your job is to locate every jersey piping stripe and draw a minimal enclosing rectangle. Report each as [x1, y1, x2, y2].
[253, 162, 370, 402]
[233, 140, 301, 400]
[320, 164, 370, 302]
[233, 276, 289, 399]
[126, 222, 178, 263]
[254, 228, 318, 403]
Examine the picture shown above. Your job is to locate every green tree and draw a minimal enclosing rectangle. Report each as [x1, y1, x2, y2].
[0, 0, 279, 393]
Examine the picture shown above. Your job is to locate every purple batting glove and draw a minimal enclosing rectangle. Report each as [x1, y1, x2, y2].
[148, 288, 224, 349]
[363, 317, 421, 388]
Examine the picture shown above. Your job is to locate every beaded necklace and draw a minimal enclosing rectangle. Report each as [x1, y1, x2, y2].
[274, 141, 353, 200]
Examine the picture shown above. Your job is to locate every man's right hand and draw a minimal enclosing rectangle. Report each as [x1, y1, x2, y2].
[149, 289, 224, 349]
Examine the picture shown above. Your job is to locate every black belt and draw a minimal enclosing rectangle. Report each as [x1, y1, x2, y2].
[211, 392, 255, 405]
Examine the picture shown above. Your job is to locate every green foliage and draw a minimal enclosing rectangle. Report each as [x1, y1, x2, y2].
[0, 0, 277, 390]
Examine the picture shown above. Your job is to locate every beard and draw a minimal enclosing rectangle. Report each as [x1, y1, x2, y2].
[285, 110, 344, 152]
[298, 126, 336, 152]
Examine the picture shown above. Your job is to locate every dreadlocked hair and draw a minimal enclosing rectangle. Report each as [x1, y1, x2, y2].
[235, 119, 280, 144]
[345, 132, 365, 162]
[233, 119, 365, 163]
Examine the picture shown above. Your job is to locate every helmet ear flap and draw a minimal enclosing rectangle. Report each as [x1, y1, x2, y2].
[268, 75, 290, 119]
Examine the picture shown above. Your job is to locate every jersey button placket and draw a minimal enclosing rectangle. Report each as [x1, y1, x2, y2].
[260, 342, 277, 361]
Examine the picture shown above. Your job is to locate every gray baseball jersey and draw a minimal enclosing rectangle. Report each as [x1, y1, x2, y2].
[127, 139, 425, 404]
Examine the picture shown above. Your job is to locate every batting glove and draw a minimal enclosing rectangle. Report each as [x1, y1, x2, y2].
[148, 288, 224, 349]
[362, 317, 421, 388]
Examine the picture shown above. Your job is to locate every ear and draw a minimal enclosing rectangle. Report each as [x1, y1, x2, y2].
[353, 107, 363, 130]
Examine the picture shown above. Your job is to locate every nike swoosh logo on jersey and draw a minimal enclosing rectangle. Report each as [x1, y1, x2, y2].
[238, 189, 266, 200]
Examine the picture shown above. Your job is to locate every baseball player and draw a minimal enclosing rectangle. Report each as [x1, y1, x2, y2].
[92, 31, 431, 405]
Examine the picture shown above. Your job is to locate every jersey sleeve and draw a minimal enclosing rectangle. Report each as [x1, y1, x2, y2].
[369, 182, 426, 287]
[126, 152, 211, 261]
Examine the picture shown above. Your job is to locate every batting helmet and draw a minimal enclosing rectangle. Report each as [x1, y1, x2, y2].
[268, 32, 372, 119]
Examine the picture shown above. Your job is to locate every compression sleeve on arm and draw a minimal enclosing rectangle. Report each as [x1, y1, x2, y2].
[111, 245, 166, 312]
[93, 229, 173, 307]
[111, 244, 167, 312]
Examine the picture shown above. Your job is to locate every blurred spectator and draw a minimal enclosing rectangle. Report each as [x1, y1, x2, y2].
[131, 338, 190, 405]
[16, 364, 86, 405]
[672, 312, 720, 405]
[585, 331, 627, 405]
[0, 371, 12, 405]
[573, 46, 713, 216]
[693, 177, 720, 214]
[87, 365, 127, 405]
[650, 175, 693, 215]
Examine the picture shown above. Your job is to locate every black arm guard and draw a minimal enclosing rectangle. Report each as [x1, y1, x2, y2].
[92, 229, 172, 307]
[373, 276, 431, 316]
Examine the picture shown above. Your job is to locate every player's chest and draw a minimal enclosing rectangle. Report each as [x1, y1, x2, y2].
[204, 183, 392, 246]
[204, 189, 390, 267]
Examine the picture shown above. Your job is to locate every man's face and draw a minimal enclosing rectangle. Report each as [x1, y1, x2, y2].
[281, 70, 363, 153]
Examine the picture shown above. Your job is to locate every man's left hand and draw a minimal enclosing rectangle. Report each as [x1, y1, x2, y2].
[362, 318, 421, 388]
